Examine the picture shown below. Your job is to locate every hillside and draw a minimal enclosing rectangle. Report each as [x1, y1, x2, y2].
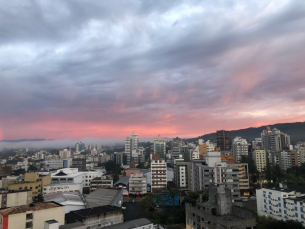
[187, 122, 305, 145]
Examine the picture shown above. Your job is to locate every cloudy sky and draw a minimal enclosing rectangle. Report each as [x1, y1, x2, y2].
[0, 0, 305, 141]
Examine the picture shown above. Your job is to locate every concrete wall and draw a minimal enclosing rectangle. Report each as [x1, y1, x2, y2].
[84, 211, 123, 228]
[6, 191, 32, 207]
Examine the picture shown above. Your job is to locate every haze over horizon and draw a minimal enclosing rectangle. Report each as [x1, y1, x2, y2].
[1, 1, 305, 141]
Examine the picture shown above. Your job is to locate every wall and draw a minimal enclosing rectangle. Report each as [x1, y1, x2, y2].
[84, 211, 123, 228]
[7, 191, 32, 207]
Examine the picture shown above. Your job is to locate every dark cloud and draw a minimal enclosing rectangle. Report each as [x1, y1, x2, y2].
[0, 0, 304, 140]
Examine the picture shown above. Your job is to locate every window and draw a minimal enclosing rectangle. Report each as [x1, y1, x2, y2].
[26, 213, 33, 220]
[26, 222, 33, 228]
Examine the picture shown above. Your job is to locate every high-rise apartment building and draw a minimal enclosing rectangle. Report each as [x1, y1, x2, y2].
[151, 154, 167, 192]
[125, 131, 138, 165]
[75, 142, 86, 153]
[252, 149, 267, 172]
[154, 135, 166, 159]
[232, 137, 248, 163]
[261, 127, 290, 152]
[216, 130, 230, 151]
[191, 152, 241, 201]
[173, 158, 191, 191]
[59, 149, 71, 159]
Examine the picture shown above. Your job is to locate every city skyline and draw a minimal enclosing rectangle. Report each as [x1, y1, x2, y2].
[0, 1, 305, 140]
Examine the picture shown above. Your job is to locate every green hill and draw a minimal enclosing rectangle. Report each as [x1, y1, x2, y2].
[187, 121, 305, 145]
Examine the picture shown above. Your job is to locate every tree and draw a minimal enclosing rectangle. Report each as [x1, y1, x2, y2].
[12, 169, 26, 176]
[33, 194, 43, 203]
[241, 155, 257, 175]
[265, 163, 272, 181]
[136, 162, 145, 169]
[28, 165, 38, 172]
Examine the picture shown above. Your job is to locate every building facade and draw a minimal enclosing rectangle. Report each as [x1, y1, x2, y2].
[252, 150, 267, 172]
[257, 187, 305, 226]
[71, 158, 86, 172]
[186, 185, 256, 229]
[232, 137, 248, 163]
[59, 149, 71, 159]
[216, 130, 230, 151]
[154, 135, 166, 159]
[0, 190, 32, 208]
[151, 155, 167, 192]
[0, 202, 65, 229]
[129, 172, 147, 195]
[125, 131, 138, 165]
[90, 176, 113, 192]
[173, 158, 191, 191]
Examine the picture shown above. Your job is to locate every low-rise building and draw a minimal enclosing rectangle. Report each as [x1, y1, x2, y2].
[129, 173, 147, 195]
[65, 205, 123, 228]
[8, 173, 51, 197]
[0, 190, 32, 208]
[0, 202, 65, 229]
[90, 176, 113, 192]
[71, 158, 86, 172]
[186, 184, 256, 229]
[43, 183, 83, 195]
[85, 188, 123, 208]
[46, 159, 64, 170]
[44, 191, 86, 213]
[257, 186, 305, 226]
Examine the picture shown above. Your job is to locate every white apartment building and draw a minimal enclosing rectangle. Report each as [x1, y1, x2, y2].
[192, 146, 200, 159]
[257, 187, 305, 226]
[45, 159, 64, 170]
[43, 183, 83, 195]
[281, 151, 290, 171]
[232, 137, 248, 163]
[59, 149, 71, 159]
[83, 171, 104, 187]
[129, 173, 147, 195]
[252, 149, 267, 172]
[125, 131, 138, 165]
[151, 155, 167, 192]
[50, 168, 103, 188]
[191, 152, 241, 202]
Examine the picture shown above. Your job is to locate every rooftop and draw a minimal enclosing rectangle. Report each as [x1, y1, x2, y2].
[44, 191, 85, 205]
[59, 222, 85, 229]
[45, 183, 82, 187]
[85, 188, 122, 208]
[102, 218, 152, 229]
[114, 176, 129, 186]
[0, 202, 62, 216]
[65, 205, 119, 223]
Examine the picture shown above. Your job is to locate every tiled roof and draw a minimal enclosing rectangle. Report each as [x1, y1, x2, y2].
[0, 202, 62, 216]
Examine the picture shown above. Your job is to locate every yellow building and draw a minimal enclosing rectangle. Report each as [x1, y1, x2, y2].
[229, 163, 250, 195]
[0, 202, 65, 229]
[8, 173, 51, 197]
[252, 150, 267, 172]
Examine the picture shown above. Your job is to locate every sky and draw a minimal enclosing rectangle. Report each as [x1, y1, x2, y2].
[0, 0, 305, 141]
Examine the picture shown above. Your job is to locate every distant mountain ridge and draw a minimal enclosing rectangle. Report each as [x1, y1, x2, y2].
[186, 121, 305, 145]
